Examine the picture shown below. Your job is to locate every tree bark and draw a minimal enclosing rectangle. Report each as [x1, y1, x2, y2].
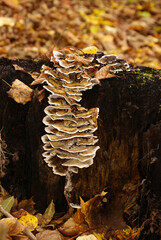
[0, 57, 161, 236]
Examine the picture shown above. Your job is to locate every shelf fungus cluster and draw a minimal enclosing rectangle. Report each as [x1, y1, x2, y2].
[41, 47, 130, 176]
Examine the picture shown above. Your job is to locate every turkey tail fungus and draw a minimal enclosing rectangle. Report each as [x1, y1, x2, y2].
[40, 47, 130, 207]
[1, 50, 161, 239]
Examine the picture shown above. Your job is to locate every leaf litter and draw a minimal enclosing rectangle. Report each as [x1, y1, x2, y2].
[0, 0, 159, 239]
[0, 0, 160, 68]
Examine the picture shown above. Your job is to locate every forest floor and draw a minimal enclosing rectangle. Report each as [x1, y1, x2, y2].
[0, 0, 161, 69]
[0, 0, 161, 239]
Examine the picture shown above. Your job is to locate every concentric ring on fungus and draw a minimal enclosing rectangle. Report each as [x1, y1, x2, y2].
[41, 48, 130, 177]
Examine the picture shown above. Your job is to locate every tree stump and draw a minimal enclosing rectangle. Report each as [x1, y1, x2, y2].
[0, 57, 161, 237]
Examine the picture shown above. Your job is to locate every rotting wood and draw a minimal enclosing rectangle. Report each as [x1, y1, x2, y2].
[0, 57, 161, 237]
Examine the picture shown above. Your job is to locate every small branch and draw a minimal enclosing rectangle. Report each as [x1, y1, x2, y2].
[23, 227, 36, 240]
[2, 79, 12, 88]
[0, 204, 36, 240]
[0, 205, 12, 218]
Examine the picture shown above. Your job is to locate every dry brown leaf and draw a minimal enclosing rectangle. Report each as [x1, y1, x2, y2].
[40, 200, 55, 227]
[37, 89, 45, 102]
[73, 209, 86, 225]
[36, 229, 64, 240]
[12, 209, 28, 219]
[73, 55, 91, 65]
[0, 185, 11, 204]
[17, 198, 36, 215]
[63, 30, 79, 45]
[80, 191, 107, 229]
[30, 72, 41, 82]
[95, 65, 115, 80]
[0, 221, 8, 240]
[13, 65, 28, 74]
[30, 75, 44, 86]
[0, 218, 25, 236]
[3, 0, 19, 9]
[13, 235, 29, 240]
[7, 80, 33, 105]
[58, 217, 88, 237]
[58, 218, 79, 237]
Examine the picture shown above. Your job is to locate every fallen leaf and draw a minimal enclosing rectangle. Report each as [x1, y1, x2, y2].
[0, 17, 15, 27]
[93, 232, 105, 240]
[7, 80, 33, 105]
[0, 221, 8, 240]
[18, 214, 38, 231]
[109, 226, 140, 239]
[137, 11, 151, 18]
[30, 73, 44, 86]
[12, 209, 28, 219]
[13, 65, 28, 74]
[13, 235, 29, 240]
[73, 55, 91, 65]
[30, 72, 41, 83]
[36, 229, 64, 240]
[0, 186, 11, 203]
[0, 218, 25, 236]
[0, 196, 14, 218]
[37, 89, 45, 102]
[76, 234, 97, 240]
[82, 46, 98, 54]
[40, 200, 55, 227]
[80, 191, 107, 229]
[89, 25, 99, 34]
[95, 65, 115, 80]
[58, 217, 88, 237]
[58, 217, 79, 237]
[3, 0, 19, 9]
[17, 198, 36, 215]
[73, 209, 86, 225]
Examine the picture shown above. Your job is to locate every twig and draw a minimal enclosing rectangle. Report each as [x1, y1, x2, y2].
[0, 204, 36, 240]
[2, 79, 12, 88]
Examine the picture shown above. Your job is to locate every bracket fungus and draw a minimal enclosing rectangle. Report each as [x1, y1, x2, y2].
[41, 47, 130, 206]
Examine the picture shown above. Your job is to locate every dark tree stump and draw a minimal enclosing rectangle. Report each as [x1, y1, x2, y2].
[0, 57, 161, 236]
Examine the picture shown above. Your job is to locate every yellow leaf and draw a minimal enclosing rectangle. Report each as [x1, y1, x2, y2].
[93, 232, 104, 240]
[80, 191, 107, 229]
[18, 214, 38, 231]
[123, 226, 131, 235]
[82, 46, 98, 55]
[89, 25, 99, 34]
[100, 20, 114, 26]
[110, 1, 119, 9]
[93, 9, 105, 16]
